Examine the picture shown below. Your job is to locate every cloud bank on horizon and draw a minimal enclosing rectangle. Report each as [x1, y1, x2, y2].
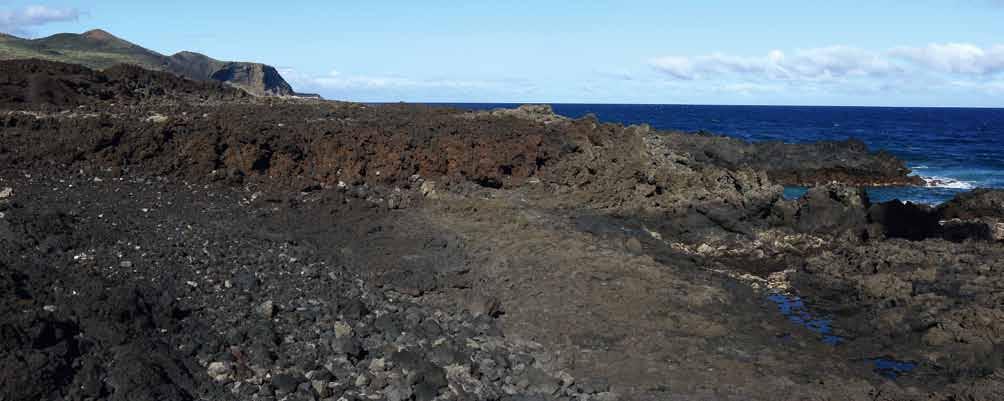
[286, 43, 1004, 104]
[649, 44, 1004, 96]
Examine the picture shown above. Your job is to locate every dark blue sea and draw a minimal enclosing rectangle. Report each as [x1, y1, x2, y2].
[434, 104, 1004, 205]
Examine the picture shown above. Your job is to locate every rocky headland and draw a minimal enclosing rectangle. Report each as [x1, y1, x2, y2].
[1, 60, 1002, 401]
[0, 30, 297, 97]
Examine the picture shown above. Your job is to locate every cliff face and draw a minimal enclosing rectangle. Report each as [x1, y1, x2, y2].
[167, 51, 295, 96]
[0, 29, 297, 97]
[210, 62, 294, 96]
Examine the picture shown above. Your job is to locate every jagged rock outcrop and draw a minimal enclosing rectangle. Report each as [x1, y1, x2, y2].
[938, 189, 1004, 219]
[471, 104, 570, 125]
[937, 189, 1004, 241]
[486, 105, 920, 187]
[800, 188, 1004, 243]
[655, 132, 921, 186]
[867, 200, 941, 241]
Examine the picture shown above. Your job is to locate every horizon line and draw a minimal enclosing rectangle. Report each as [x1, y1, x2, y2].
[364, 101, 1004, 110]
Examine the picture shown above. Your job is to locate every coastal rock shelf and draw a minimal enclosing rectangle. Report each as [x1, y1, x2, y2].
[651, 131, 923, 187]
[1, 60, 1002, 401]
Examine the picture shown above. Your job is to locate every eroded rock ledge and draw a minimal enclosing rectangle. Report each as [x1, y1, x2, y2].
[484, 105, 922, 187]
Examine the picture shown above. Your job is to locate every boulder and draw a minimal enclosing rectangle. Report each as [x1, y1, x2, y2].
[938, 189, 1004, 220]
[930, 189, 1004, 242]
[792, 184, 870, 237]
[867, 200, 940, 240]
[941, 218, 1004, 242]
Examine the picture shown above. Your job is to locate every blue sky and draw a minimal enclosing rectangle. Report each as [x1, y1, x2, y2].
[3, 0, 1004, 106]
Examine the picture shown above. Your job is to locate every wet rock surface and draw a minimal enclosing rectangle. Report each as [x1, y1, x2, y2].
[1, 60, 1002, 400]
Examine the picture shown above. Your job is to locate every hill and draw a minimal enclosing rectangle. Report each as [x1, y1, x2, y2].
[0, 59, 248, 108]
[0, 29, 296, 97]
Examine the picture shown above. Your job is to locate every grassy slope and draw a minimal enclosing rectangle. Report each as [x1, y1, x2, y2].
[0, 31, 170, 71]
[0, 30, 294, 96]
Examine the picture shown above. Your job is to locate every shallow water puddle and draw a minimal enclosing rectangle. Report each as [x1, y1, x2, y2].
[766, 293, 844, 345]
[872, 358, 917, 379]
[767, 294, 920, 379]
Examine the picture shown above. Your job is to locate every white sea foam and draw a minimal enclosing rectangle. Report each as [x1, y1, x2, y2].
[910, 165, 930, 170]
[921, 176, 975, 190]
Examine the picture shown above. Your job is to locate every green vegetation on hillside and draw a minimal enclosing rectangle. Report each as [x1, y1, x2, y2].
[0, 29, 295, 96]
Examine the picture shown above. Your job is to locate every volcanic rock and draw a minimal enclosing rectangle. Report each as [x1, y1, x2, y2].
[3, 58, 1001, 401]
[271, 373, 301, 394]
[938, 188, 1004, 219]
[867, 200, 940, 240]
[658, 132, 922, 186]
[792, 183, 870, 238]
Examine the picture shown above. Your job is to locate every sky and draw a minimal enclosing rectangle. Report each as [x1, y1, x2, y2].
[2, 0, 1004, 107]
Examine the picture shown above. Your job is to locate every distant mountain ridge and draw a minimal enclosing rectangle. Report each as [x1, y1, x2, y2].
[0, 29, 298, 97]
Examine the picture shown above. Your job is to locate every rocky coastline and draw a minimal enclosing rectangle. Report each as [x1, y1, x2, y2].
[2, 60, 1002, 401]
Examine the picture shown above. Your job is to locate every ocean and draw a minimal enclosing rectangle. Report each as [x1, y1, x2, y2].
[435, 104, 1004, 205]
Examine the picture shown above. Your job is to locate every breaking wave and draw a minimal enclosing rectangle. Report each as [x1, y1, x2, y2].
[921, 176, 975, 190]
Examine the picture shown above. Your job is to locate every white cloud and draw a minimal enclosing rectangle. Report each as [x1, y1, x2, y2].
[0, 5, 80, 36]
[788, 46, 900, 79]
[646, 43, 1004, 104]
[713, 82, 782, 95]
[949, 79, 1004, 94]
[650, 42, 1004, 99]
[651, 46, 899, 82]
[650, 56, 698, 80]
[890, 43, 1004, 75]
[281, 68, 499, 91]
